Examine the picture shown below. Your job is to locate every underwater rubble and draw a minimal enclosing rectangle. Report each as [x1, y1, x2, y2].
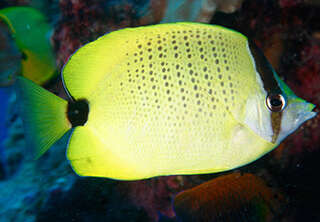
[0, 0, 320, 221]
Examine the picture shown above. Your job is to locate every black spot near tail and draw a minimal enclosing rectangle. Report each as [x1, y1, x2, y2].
[67, 99, 89, 127]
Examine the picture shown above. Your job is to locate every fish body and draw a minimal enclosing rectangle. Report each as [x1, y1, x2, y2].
[16, 22, 316, 180]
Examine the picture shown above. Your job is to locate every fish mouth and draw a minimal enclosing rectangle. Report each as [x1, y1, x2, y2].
[287, 97, 317, 124]
[275, 100, 316, 144]
[295, 101, 317, 124]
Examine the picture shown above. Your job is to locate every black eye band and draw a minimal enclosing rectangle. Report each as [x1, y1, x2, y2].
[266, 94, 286, 112]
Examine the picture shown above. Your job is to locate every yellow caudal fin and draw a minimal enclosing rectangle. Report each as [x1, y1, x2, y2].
[67, 126, 146, 180]
[15, 77, 71, 159]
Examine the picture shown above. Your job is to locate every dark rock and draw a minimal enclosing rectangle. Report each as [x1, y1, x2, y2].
[37, 178, 150, 222]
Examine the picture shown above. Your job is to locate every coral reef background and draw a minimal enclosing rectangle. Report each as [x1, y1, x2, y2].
[0, 0, 319, 221]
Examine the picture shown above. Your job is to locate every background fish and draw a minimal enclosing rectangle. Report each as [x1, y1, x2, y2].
[0, 19, 21, 87]
[173, 173, 286, 222]
[16, 22, 316, 180]
[0, 6, 57, 85]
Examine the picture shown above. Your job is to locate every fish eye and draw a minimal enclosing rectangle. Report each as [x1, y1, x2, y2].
[266, 94, 286, 112]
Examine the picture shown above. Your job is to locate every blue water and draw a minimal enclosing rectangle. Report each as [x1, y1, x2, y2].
[0, 87, 10, 151]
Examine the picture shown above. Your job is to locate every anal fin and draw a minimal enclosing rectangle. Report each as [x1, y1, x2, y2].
[67, 126, 145, 180]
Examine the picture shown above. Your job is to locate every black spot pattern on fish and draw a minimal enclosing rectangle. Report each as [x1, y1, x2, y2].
[93, 24, 252, 160]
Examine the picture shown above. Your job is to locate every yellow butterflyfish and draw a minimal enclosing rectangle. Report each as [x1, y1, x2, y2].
[16, 22, 316, 180]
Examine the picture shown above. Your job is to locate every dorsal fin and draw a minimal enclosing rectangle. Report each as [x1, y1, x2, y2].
[62, 29, 135, 100]
[62, 22, 246, 99]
